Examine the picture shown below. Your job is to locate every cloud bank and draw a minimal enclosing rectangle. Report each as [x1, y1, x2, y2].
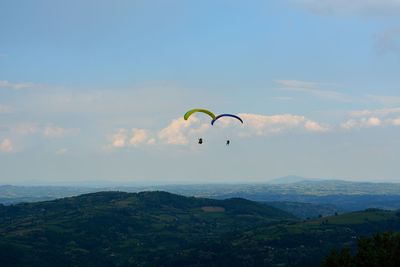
[108, 113, 329, 149]
[0, 80, 38, 90]
[342, 107, 400, 129]
[108, 107, 400, 149]
[237, 113, 329, 135]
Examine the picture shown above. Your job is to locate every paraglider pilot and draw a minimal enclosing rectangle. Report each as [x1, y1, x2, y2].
[198, 138, 203, 144]
[226, 140, 230, 146]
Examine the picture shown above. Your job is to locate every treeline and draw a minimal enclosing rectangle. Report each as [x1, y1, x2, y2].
[322, 232, 400, 267]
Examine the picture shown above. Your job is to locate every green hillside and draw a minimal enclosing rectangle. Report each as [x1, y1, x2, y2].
[0, 191, 399, 267]
[0, 191, 294, 267]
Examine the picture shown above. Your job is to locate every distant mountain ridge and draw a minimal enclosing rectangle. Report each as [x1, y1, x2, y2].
[266, 175, 323, 184]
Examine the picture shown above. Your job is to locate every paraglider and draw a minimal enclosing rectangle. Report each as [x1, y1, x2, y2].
[211, 114, 243, 147]
[184, 109, 216, 144]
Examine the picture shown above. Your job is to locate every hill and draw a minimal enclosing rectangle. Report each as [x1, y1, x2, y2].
[1, 191, 400, 266]
[0, 191, 294, 267]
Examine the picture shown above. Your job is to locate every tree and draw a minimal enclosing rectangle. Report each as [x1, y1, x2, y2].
[322, 232, 400, 267]
[322, 247, 353, 267]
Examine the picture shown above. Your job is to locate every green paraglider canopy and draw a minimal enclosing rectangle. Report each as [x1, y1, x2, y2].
[184, 109, 216, 120]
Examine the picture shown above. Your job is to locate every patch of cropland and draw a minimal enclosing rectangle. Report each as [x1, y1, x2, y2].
[0, 191, 400, 267]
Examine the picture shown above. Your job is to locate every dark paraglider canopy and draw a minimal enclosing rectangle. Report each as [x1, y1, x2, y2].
[211, 114, 243, 125]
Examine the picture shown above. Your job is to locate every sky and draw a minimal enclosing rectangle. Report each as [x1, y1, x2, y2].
[1, 0, 400, 185]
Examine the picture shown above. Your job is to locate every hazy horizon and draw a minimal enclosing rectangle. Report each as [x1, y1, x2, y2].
[2, 175, 400, 188]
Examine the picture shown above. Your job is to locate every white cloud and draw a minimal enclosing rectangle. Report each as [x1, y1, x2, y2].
[43, 126, 79, 138]
[390, 117, 400, 126]
[109, 128, 157, 148]
[305, 120, 330, 132]
[367, 117, 382, 127]
[158, 118, 195, 145]
[238, 113, 329, 135]
[344, 108, 393, 129]
[129, 128, 150, 146]
[111, 129, 127, 148]
[0, 138, 13, 152]
[342, 117, 383, 129]
[343, 107, 400, 129]
[157, 117, 212, 145]
[189, 123, 211, 136]
[0, 80, 37, 90]
[56, 148, 68, 155]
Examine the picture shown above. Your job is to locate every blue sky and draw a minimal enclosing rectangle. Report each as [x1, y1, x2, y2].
[1, 0, 400, 185]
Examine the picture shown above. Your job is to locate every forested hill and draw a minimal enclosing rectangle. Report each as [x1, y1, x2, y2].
[0, 191, 294, 267]
[0, 190, 294, 222]
[1, 191, 400, 267]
